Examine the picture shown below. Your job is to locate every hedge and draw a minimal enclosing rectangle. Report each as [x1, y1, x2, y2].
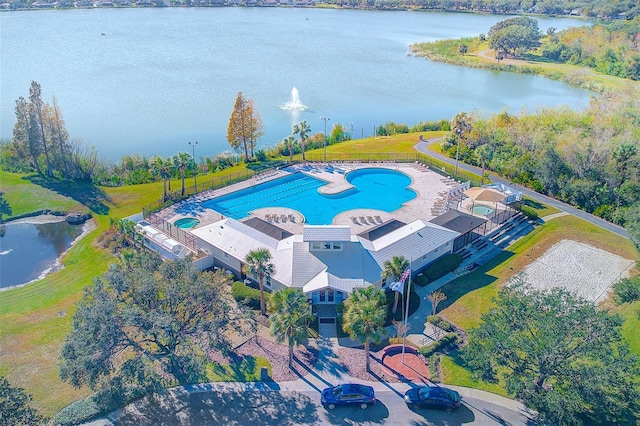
[418, 333, 461, 357]
[231, 281, 261, 310]
[426, 315, 456, 333]
[414, 253, 463, 286]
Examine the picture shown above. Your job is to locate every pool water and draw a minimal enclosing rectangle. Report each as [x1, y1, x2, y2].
[203, 168, 416, 225]
[174, 217, 200, 229]
[471, 205, 495, 216]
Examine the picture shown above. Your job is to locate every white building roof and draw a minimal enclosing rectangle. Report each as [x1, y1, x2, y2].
[190, 219, 295, 285]
[358, 220, 460, 265]
[303, 225, 352, 242]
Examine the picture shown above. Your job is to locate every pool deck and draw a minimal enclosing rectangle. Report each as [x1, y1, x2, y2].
[154, 162, 466, 235]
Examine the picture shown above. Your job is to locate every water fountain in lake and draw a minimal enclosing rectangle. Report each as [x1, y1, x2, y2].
[279, 87, 308, 111]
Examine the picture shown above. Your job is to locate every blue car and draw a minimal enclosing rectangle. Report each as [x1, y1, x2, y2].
[321, 384, 376, 410]
[404, 385, 461, 412]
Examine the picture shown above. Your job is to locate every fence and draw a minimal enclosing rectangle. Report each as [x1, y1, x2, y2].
[142, 153, 483, 217]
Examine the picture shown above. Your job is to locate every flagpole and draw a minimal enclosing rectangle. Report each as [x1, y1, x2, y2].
[402, 258, 412, 365]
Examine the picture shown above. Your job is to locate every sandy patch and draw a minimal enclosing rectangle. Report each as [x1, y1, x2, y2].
[522, 240, 634, 302]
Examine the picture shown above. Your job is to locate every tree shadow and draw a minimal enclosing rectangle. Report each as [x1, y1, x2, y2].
[522, 199, 544, 210]
[25, 175, 111, 215]
[114, 387, 319, 425]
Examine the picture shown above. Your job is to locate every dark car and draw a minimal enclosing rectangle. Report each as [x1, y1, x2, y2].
[321, 384, 376, 410]
[404, 385, 461, 411]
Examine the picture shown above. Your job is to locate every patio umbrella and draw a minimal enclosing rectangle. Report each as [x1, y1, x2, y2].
[463, 187, 505, 203]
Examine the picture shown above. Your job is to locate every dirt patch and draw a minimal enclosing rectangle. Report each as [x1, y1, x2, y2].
[522, 240, 634, 302]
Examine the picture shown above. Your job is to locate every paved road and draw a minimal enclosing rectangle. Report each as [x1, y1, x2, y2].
[91, 385, 532, 426]
[415, 138, 630, 239]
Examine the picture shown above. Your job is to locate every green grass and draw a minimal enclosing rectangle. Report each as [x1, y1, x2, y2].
[206, 356, 271, 382]
[613, 301, 640, 354]
[522, 196, 561, 218]
[440, 351, 509, 397]
[0, 172, 88, 218]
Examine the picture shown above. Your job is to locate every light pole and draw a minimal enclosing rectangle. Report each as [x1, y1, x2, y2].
[320, 116, 330, 162]
[189, 141, 198, 193]
[454, 128, 461, 178]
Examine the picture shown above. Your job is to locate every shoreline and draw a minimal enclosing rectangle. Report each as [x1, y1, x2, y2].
[0, 216, 97, 292]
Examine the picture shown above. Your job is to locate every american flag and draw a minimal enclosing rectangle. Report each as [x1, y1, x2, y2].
[399, 268, 411, 284]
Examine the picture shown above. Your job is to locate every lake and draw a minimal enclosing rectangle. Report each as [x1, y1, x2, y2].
[0, 219, 85, 289]
[1, 8, 591, 162]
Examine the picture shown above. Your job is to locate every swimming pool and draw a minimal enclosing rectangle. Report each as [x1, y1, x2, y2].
[174, 217, 200, 229]
[202, 168, 416, 225]
[471, 205, 495, 216]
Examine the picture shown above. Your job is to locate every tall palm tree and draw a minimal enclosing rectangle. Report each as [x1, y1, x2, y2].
[292, 121, 310, 161]
[382, 255, 409, 314]
[268, 288, 312, 368]
[173, 152, 191, 197]
[150, 156, 168, 202]
[283, 135, 296, 162]
[243, 248, 275, 316]
[451, 112, 472, 178]
[342, 286, 387, 372]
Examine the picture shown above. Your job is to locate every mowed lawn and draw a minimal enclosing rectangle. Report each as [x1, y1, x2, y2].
[1, 134, 638, 416]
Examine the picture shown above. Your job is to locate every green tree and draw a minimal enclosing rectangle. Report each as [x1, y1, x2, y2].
[292, 121, 311, 161]
[28, 81, 54, 177]
[227, 92, 264, 162]
[342, 286, 387, 372]
[462, 277, 640, 425]
[149, 156, 169, 201]
[283, 135, 296, 162]
[458, 44, 468, 55]
[451, 112, 472, 177]
[243, 248, 275, 316]
[0, 376, 46, 426]
[173, 152, 191, 197]
[60, 251, 233, 407]
[381, 255, 409, 314]
[268, 288, 312, 368]
[488, 17, 540, 57]
[0, 192, 12, 223]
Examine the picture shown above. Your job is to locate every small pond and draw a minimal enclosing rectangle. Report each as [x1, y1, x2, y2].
[0, 219, 85, 289]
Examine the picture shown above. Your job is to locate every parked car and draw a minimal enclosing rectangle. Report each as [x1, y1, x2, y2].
[404, 385, 461, 411]
[321, 384, 376, 410]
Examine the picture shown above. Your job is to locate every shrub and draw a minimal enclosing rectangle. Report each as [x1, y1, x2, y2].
[613, 276, 640, 305]
[418, 333, 461, 357]
[426, 315, 456, 333]
[520, 205, 539, 220]
[52, 396, 103, 426]
[231, 281, 261, 310]
[417, 254, 463, 285]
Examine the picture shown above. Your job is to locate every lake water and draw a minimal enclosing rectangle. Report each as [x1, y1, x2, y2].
[0, 220, 84, 289]
[1, 8, 590, 162]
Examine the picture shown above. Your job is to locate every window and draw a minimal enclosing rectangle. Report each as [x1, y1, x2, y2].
[310, 241, 343, 251]
[328, 290, 334, 302]
[319, 290, 325, 302]
[266, 276, 272, 288]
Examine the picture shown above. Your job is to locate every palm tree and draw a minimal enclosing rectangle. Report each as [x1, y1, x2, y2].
[451, 112, 472, 178]
[283, 135, 296, 162]
[292, 121, 310, 161]
[150, 156, 169, 202]
[243, 248, 275, 316]
[342, 286, 387, 372]
[173, 152, 191, 197]
[268, 288, 312, 368]
[382, 255, 409, 314]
